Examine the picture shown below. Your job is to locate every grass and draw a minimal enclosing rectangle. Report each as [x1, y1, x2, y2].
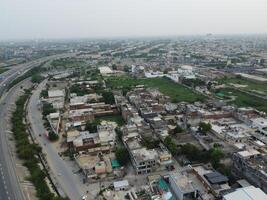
[218, 77, 267, 95]
[96, 115, 125, 126]
[106, 76, 205, 103]
[218, 88, 267, 112]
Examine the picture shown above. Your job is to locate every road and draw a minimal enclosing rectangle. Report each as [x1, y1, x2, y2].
[0, 53, 75, 199]
[0, 53, 75, 97]
[27, 80, 87, 200]
[0, 79, 31, 200]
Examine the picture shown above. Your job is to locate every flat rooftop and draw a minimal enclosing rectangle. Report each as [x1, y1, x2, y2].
[132, 148, 158, 162]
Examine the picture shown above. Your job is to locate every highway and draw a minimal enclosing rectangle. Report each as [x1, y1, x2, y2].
[0, 79, 31, 200]
[0, 53, 75, 97]
[0, 53, 75, 199]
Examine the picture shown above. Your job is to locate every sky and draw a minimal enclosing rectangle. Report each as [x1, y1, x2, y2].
[1, 0, 267, 40]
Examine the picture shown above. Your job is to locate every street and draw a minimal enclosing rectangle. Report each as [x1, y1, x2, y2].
[27, 80, 88, 200]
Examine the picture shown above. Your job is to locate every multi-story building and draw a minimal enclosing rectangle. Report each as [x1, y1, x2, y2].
[232, 149, 267, 193]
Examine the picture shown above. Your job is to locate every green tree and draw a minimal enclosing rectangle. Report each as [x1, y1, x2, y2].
[31, 74, 44, 83]
[210, 147, 224, 168]
[101, 91, 115, 104]
[42, 102, 56, 116]
[164, 136, 177, 155]
[115, 147, 130, 166]
[198, 122, 212, 134]
[174, 125, 183, 134]
[40, 89, 48, 98]
[115, 127, 123, 142]
[85, 120, 100, 133]
[48, 131, 59, 141]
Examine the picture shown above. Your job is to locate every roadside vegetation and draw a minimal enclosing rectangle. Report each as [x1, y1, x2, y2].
[106, 76, 205, 103]
[11, 89, 66, 200]
[8, 62, 46, 90]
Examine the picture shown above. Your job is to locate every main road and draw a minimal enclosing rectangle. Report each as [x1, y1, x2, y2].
[0, 53, 75, 199]
[0, 53, 75, 97]
[0, 79, 31, 200]
[27, 80, 88, 200]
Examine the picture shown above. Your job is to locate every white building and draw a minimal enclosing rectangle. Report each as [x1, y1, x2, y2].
[169, 172, 197, 200]
[113, 180, 129, 191]
[223, 186, 267, 200]
[251, 118, 267, 136]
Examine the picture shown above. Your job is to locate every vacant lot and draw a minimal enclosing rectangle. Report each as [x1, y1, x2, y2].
[217, 88, 267, 112]
[106, 76, 205, 103]
[96, 115, 125, 126]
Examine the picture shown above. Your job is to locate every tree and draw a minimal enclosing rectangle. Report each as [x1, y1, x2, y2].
[115, 127, 123, 142]
[101, 91, 115, 104]
[198, 122, 212, 134]
[207, 81, 213, 91]
[180, 143, 200, 161]
[210, 147, 224, 168]
[48, 131, 59, 141]
[142, 136, 160, 149]
[31, 74, 44, 83]
[115, 147, 130, 166]
[85, 120, 100, 133]
[174, 125, 183, 134]
[164, 136, 177, 155]
[111, 64, 117, 70]
[40, 89, 48, 98]
[42, 102, 56, 116]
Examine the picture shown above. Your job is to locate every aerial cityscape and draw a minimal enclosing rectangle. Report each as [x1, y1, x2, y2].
[1, 1, 267, 200]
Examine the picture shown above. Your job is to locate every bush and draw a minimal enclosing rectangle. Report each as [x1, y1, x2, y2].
[115, 147, 130, 166]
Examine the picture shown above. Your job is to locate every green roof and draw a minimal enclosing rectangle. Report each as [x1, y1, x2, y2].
[216, 92, 225, 97]
[158, 178, 169, 192]
[111, 160, 120, 168]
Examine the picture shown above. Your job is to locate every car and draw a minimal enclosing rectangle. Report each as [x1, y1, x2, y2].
[81, 195, 87, 200]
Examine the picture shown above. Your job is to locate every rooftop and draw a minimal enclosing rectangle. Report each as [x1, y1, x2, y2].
[223, 186, 267, 200]
[132, 148, 158, 162]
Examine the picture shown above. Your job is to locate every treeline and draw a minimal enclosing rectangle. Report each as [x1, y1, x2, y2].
[11, 90, 67, 200]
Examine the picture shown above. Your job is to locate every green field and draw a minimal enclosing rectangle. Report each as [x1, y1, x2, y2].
[50, 58, 85, 68]
[218, 88, 267, 112]
[106, 76, 205, 103]
[218, 77, 267, 95]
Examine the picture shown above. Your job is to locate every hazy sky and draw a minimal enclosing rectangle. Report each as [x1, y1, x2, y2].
[1, 0, 267, 40]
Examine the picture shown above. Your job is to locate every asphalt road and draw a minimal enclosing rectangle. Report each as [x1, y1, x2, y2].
[27, 81, 86, 200]
[0, 79, 31, 200]
[0, 53, 75, 97]
[0, 53, 75, 199]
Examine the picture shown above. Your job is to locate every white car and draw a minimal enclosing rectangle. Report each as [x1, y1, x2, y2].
[82, 195, 87, 200]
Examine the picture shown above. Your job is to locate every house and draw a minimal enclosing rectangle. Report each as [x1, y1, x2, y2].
[113, 180, 129, 191]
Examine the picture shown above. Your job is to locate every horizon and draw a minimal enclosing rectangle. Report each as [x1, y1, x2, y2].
[1, 0, 267, 40]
